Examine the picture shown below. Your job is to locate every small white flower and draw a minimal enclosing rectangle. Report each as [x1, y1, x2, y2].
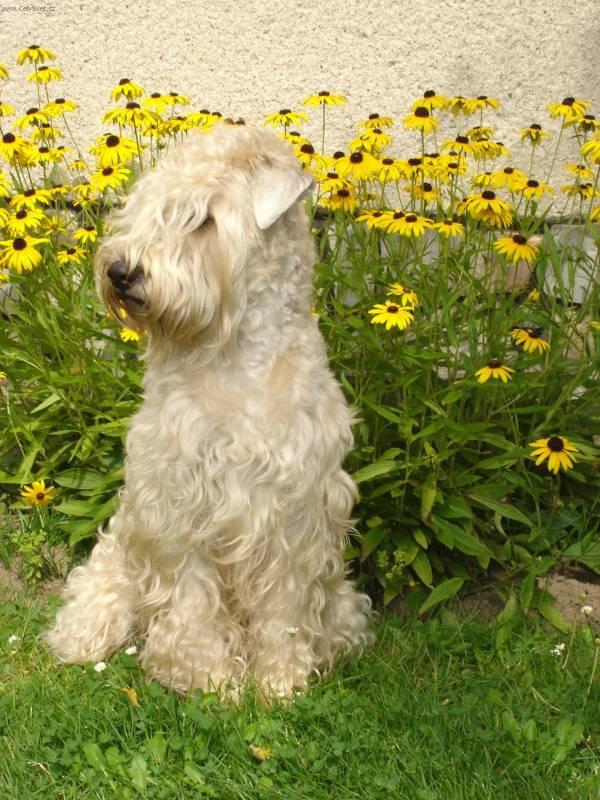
[7, 634, 20, 645]
[580, 605, 593, 617]
[124, 645, 138, 655]
[551, 643, 566, 656]
[286, 626, 300, 637]
[94, 661, 108, 672]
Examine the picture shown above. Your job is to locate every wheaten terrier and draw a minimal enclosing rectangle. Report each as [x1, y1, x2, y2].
[46, 124, 372, 698]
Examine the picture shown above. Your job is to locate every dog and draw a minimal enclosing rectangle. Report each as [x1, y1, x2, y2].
[46, 123, 372, 699]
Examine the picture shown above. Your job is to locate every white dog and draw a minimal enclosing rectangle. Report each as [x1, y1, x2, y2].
[46, 123, 372, 698]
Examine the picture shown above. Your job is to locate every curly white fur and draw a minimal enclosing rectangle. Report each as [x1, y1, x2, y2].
[45, 124, 373, 698]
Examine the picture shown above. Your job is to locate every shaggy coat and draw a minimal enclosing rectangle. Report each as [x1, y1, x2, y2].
[46, 124, 372, 698]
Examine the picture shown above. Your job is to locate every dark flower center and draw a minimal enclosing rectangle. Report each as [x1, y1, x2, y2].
[126, 102, 140, 109]
[119, 78, 132, 85]
[372, 211, 382, 217]
[15, 210, 27, 219]
[422, 182, 432, 192]
[503, 167, 514, 174]
[448, 162, 458, 169]
[38, 66, 48, 72]
[512, 234, 527, 245]
[393, 212, 405, 219]
[382, 158, 394, 165]
[414, 106, 430, 118]
[350, 152, 364, 163]
[482, 190, 496, 199]
[150, 92, 161, 98]
[456, 135, 469, 144]
[583, 114, 595, 121]
[368, 113, 379, 119]
[85, 225, 95, 232]
[318, 91, 330, 96]
[279, 108, 291, 115]
[54, 98, 65, 104]
[300, 144, 314, 155]
[547, 437, 565, 452]
[387, 305, 399, 313]
[530, 124, 541, 130]
[67, 248, 76, 254]
[39, 147, 49, 153]
[408, 158, 422, 166]
[106, 135, 120, 147]
[405, 214, 418, 223]
[332, 151, 345, 159]
[488, 359, 501, 368]
[477, 95, 488, 100]
[29, 45, 40, 49]
[527, 180, 539, 188]
[36, 492, 45, 500]
[24, 189, 35, 197]
[562, 97, 575, 105]
[102, 167, 114, 176]
[373, 128, 382, 134]
[26, 107, 39, 115]
[337, 189, 350, 198]
[424, 90, 436, 98]
[13, 238, 27, 250]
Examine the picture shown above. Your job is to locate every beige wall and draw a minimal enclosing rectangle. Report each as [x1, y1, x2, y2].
[1, 0, 599, 187]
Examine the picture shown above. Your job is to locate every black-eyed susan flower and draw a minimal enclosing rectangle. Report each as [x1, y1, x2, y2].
[142, 92, 171, 113]
[393, 212, 433, 238]
[0, 63, 9, 80]
[5, 207, 46, 237]
[321, 187, 357, 213]
[464, 96, 501, 115]
[16, 45, 56, 65]
[465, 190, 513, 227]
[361, 113, 393, 129]
[10, 187, 52, 211]
[404, 107, 439, 135]
[475, 359, 515, 383]
[529, 436, 579, 474]
[110, 78, 145, 102]
[0, 172, 12, 198]
[547, 97, 589, 123]
[43, 97, 78, 119]
[433, 218, 464, 238]
[441, 135, 477, 157]
[90, 133, 140, 167]
[336, 150, 380, 181]
[577, 114, 600, 134]
[387, 283, 419, 306]
[448, 96, 469, 116]
[471, 171, 494, 189]
[510, 326, 550, 354]
[316, 171, 352, 193]
[368, 301, 415, 330]
[376, 157, 405, 183]
[0, 235, 48, 272]
[163, 91, 189, 107]
[27, 65, 63, 84]
[527, 288, 541, 302]
[0, 102, 15, 118]
[119, 327, 142, 342]
[349, 127, 391, 153]
[412, 89, 449, 111]
[264, 109, 308, 128]
[561, 183, 598, 201]
[14, 106, 49, 130]
[20, 479, 55, 506]
[103, 103, 160, 128]
[466, 125, 495, 141]
[56, 245, 87, 266]
[517, 178, 554, 202]
[490, 166, 527, 192]
[294, 143, 327, 172]
[520, 123, 550, 144]
[494, 233, 538, 264]
[581, 137, 600, 166]
[31, 123, 63, 144]
[302, 91, 347, 107]
[565, 163, 594, 181]
[158, 115, 192, 136]
[590, 204, 600, 223]
[74, 225, 98, 246]
[408, 181, 439, 204]
[355, 209, 390, 229]
[90, 165, 131, 192]
[383, 210, 407, 233]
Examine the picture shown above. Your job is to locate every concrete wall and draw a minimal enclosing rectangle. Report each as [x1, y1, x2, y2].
[1, 0, 599, 186]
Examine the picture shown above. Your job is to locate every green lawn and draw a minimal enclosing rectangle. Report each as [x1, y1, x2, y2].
[0, 589, 598, 800]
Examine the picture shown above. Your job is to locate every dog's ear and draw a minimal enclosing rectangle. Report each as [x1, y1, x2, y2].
[251, 161, 314, 230]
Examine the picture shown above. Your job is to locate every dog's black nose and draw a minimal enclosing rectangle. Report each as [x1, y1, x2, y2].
[107, 259, 130, 287]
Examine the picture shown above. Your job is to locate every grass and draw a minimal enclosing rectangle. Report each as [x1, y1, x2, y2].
[0, 587, 598, 799]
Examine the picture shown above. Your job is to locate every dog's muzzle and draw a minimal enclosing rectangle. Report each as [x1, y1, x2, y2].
[107, 259, 145, 305]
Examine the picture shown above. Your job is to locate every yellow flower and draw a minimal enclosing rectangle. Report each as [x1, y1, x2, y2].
[463, 96, 501, 114]
[475, 360, 515, 384]
[90, 134, 140, 167]
[74, 226, 98, 246]
[43, 97, 78, 118]
[407, 181, 439, 204]
[103, 103, 160, 128]
[591, 204, 600, 223]
[361, 113, 393, 129]
[529, 436, 579, 474]
[465, 191, 512, 227]
[547, 97, 589, 123]
[0, 102, 15, 118]
[441, 135, 478, 157]
[349, 128, 391, 153]
[264, 109, 308, 128]
[162, 91, 189, 107]
[0, 132, 30, 164]
[376, 157, 405, 183]
[302, 91, 347, 107]
[520, 124, 550, 144]
[387, 283, 419, 306]
[355, 209, 390, 229]
[368, 301, 415, 330]
[320, 187, 357, 213]
[432, 218, 464, 238]
[120, 687, 139, 706]
[577, 114, 600, 134]
[5, 207, 46, 237]
[581, 137, 600, 166]
[494, 234, 539, 264]
[447, 96, 469, 116]
[120, 327, 141, 342]
[14, 106, 49, 130]
[388, 212, 433, 238]
[293, 143, 327, 172]
[90, 165, 132, 192]
[517, 179, 554, 202]
[0, 63, 9, 80]
[490, 167, 527, 192]
[27, 65, 63, 84]
[411, 90, 449, 111]
[466, 125, 495, 141]
[16, 45, 56, 65]
[404, 107, 439, 135]
[248, 745, 272, 762]
[510, 326, 550, 354]
[335, 150, 380, 181]
[10, 187, 52, 211]
[0, 236, 48, 272]
[20, 479, 55, 506]
[110, 78, 145, 101]
[56, 246, 87, 266]
[565, 163, 594, 181]
[527, 288, 541, 303]
[561, 183, 598, 201]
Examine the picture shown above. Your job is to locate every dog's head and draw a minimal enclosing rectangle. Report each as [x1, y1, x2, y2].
[96, 124, 314, 348]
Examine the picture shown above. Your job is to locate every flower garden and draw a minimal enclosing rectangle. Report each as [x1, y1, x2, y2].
[0, 45, 599, 617]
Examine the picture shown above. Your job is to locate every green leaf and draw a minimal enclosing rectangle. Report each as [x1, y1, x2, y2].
[82, 742, 106, 772]
[538, 598, 571, 634]
[563, 537, 600, 574]
[55, 499, 97, 517]
[31, 392, 62, 414]
[411, 549, 433, 588]
[128, 754, 148, 792]
[418, 578, 465, 615]
[360, 527, 386, 561]
[466, 494, 533, 528]
[54, 467, 105, 490]
[353, 456, 399, 485]
[420, 472, 437, 523]
[430, 515, 493, 559]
